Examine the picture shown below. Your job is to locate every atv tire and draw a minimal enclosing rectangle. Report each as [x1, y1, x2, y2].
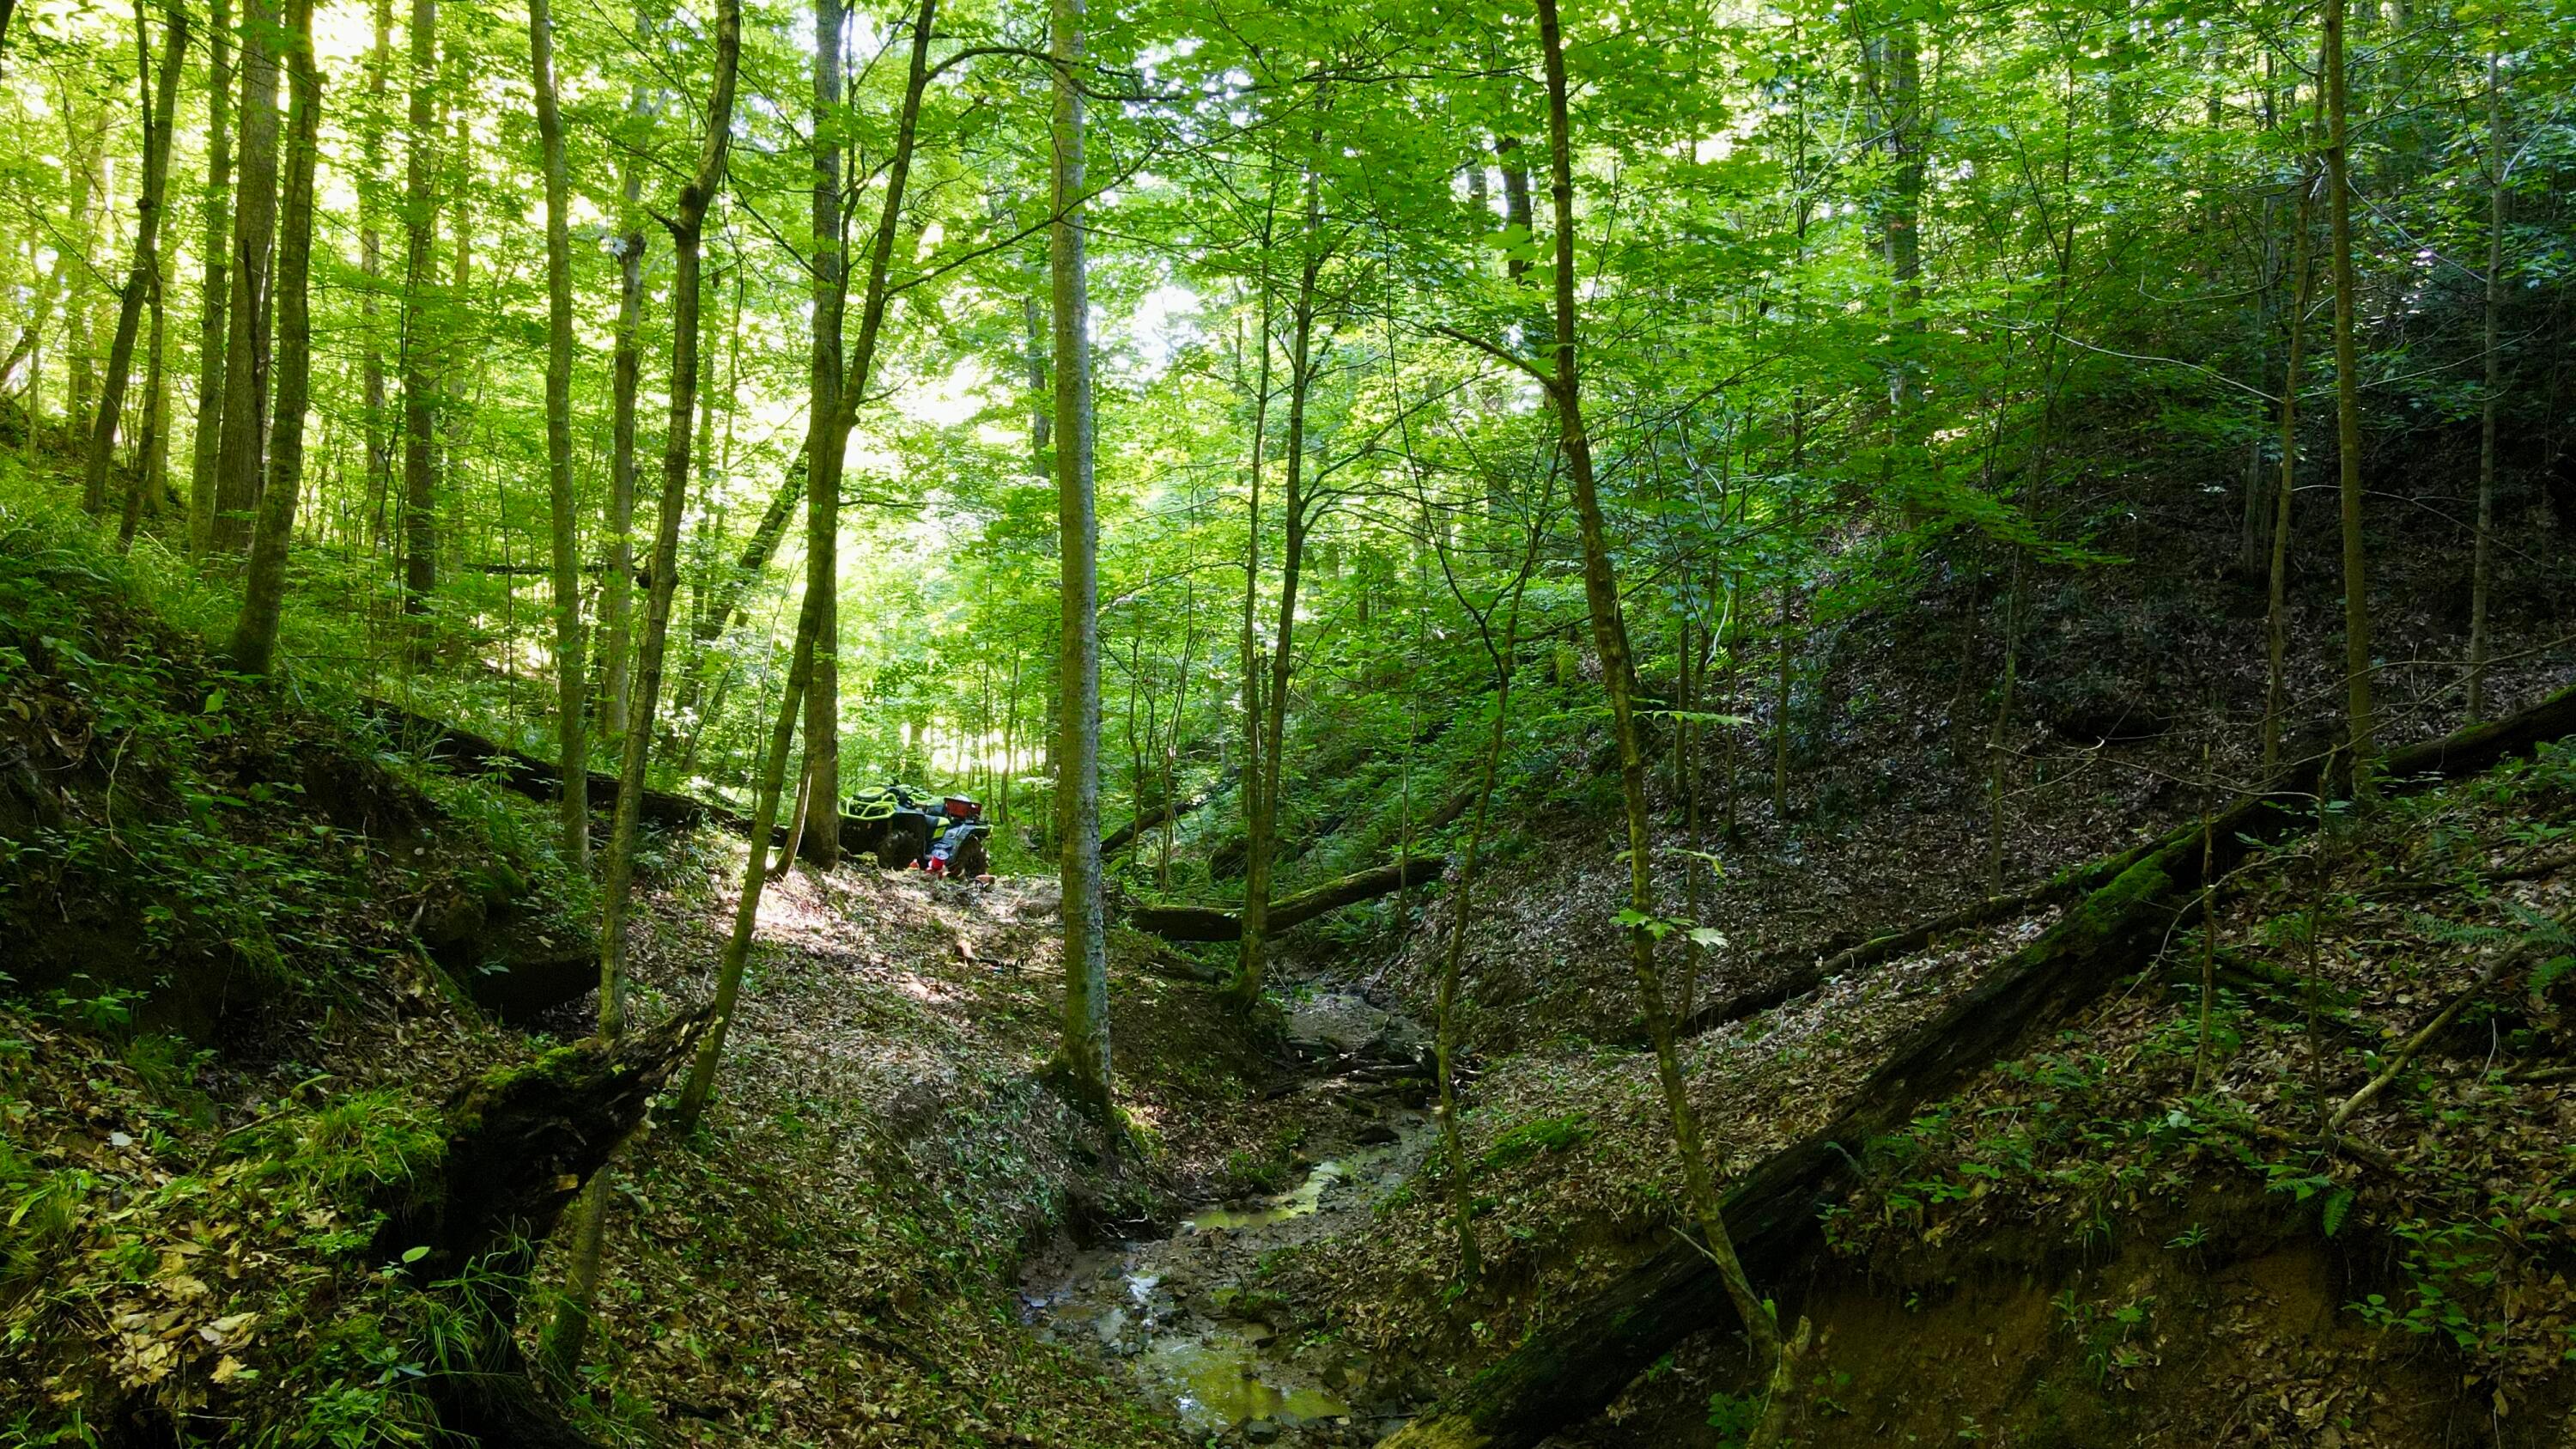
[873, 818, 927, 869]
[951, 834, 990, 880]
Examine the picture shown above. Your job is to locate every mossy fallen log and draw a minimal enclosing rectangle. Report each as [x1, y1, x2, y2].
[362, 697, 729, 833]
[374, 1010, 709, 1447]
[1104, 769, 1240, 856]
[1676, 831, 2172, 1038]
[1378, 685, 2576, 1449]
[375, 699, 1186, 866]
[1126, 856, 1450, 942]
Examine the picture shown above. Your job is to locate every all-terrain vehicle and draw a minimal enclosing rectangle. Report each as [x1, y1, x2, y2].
[846, 782, 991, 878]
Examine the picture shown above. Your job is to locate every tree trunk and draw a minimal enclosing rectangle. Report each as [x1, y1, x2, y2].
[601, 120, 646, 750]
[1434, 499, 1546, 1287]
[771, 752, 811, 874]
[361, 697, 723, 831]
[1157, 581, 1195, 892]
[1235, 250, 1274, 997]
[1880, 9, 1924, 508]
[775, 0, 940, 855]
[556, 0, 739, 1381]
[117, 182, 173, 551]
[1130, 856, 1449, 944]
[359, 0, 392, 556]
[226, 0, 318, 673]
[1050, 0, 1111, 1123]
[2239, 54, 2281, 578]
[2466, 46, 2503, 721]
[435, 64, 475, 595]
[596, 0, 741, 1037]
[1772, 454, 1796, 820]
[1985, 551, 2022, 892]
[398, 0, 440, 636]
[1234, 161, 1324, 1011]
[799, 0, 848, 869]
[669, 0, 934, 1130]
[2264, 135, 2321, 776]
[63, 100, 103, 468]
[395, 1009, 707, 1443]
[1024, 252, 1051, 465]
[210, 0, 281, 555]
[2323, 0, 2375, 790]
[1532, 0, 1779, 1409]
[1496, 135, 1532, 283]
[185, 0, 234, 555]
[83, 0, 187, 518]
[531, 0, 586, 868]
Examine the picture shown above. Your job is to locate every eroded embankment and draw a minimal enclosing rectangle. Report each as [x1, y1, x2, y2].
[1243, 703, 2576, 1449]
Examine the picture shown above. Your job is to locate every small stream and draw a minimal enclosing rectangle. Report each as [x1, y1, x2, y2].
[1022, 994, 1437, 1446]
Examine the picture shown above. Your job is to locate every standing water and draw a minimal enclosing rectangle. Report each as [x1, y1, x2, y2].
[1023, 995, 1437, 1445]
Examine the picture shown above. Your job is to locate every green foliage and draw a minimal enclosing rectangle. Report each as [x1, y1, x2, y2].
[2408, 903, 2575, 998]
[1479, 1112, 1596, 1172]
[1705, 1387, 1763, 1443]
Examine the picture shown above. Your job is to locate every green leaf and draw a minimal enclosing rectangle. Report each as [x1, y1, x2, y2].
[2320, 1188, 2354, 1239]
[401, 1245, 430, 1263]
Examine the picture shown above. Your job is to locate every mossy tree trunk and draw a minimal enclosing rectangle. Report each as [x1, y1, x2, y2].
[797, 0, 848, 869]
[390, 1012, 708, 1446]
[531, 0, 586, 869]
[210, 0, 280, 556]
[85, 0, 186, 521]
[227, 0, 318, 672]
[1051, 0, 1112, 1120]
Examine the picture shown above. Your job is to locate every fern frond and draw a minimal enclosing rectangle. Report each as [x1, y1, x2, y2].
[2407, 912, 2514, 948]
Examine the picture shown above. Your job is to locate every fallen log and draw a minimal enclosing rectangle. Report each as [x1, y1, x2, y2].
[1104, 769, 1240, 857]
[361, 697, 729, 833]
[374, 1010, 709, 1447]
[1675, 831, 2171, 1039]
[1378, 685, 2576, 1449]
[374, 698, 1195, 868]
[1126, 855, 1450, 942]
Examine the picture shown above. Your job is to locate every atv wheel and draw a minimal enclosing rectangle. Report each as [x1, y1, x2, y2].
[951, 834, 990, 879]
[873, 819, 922, 869]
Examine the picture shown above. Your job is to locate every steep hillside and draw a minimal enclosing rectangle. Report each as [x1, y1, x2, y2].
[1249, 716, 2576, 1447]
[0, 508, 1315, 1448]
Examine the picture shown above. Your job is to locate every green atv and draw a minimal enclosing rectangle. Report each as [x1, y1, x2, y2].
[844, 783, 992, 879]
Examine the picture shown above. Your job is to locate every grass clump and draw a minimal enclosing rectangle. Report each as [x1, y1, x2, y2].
[1479, 1111, 1596, 1172]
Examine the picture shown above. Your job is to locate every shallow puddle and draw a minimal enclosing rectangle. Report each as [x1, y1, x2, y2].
[1186, 1160, 1350, 1232]
[1135, 1326, 1352, 1433]
[1024, 1101, 1432, 1440]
